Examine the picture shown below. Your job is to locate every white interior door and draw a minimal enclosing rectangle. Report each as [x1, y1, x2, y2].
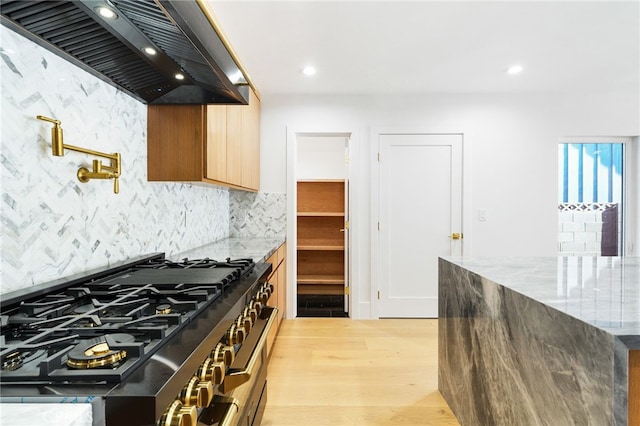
[378, 133, 462, 318]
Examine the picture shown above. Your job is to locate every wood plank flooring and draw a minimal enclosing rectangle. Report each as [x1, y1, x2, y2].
[262, 318, 460, 426]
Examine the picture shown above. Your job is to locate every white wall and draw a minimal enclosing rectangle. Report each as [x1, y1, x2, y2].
[261, 92, 640, 317]
[297, 136, 348, 180]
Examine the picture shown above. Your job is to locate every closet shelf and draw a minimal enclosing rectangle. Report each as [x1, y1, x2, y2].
[297, 239, 344, 250]
[297, 246, 344, 251]
[297, 212, 344, 217]
[297, 275, 345, 285]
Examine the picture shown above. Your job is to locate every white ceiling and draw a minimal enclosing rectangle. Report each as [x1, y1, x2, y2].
[208, 0, 639, 97]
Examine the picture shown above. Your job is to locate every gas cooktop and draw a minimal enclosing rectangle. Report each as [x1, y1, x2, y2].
[0, 256, 255, 384]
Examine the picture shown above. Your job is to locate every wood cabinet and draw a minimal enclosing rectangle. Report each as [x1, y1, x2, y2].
[266, 242, 286, 356]
[631, 350, 640, 426]
[147, 88, 260, 191]
[296, 180, 345, 296]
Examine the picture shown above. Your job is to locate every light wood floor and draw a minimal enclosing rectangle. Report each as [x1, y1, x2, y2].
[262, 318, 460, 426]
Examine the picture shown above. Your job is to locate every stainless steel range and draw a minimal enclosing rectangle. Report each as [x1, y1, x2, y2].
[0, 253, 276, 426]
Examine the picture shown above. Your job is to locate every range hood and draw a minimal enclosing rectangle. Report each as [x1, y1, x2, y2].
[0, 0, 252, 104]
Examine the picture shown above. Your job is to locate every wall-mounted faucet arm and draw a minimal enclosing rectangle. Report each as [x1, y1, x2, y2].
[62, 143, 119, 161]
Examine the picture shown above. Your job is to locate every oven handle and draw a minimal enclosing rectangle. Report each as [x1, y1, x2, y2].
[219, 306, 278, 394]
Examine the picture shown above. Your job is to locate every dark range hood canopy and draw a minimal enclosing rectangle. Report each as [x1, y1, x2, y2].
[0, 0, 253, 104]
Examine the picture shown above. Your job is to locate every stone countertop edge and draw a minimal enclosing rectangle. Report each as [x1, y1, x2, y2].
[439, 255, 640, 350]
[171, 237, 286, 264]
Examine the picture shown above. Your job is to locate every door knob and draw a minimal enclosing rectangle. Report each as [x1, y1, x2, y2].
[451, 233, 462, 240]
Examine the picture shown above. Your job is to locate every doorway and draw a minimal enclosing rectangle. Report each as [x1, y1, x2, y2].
[375, 132, 463, 318]
[290, 133, 351, 317]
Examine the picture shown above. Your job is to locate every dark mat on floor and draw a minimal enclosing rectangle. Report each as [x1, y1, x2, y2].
[297, 294, 348, 318]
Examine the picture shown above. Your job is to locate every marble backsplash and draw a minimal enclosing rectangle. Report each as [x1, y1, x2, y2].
[230, 190, 286, 238]
[0, 27, 286, 294]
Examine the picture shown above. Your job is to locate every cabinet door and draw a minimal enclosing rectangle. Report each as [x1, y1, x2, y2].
[205, 105, 227, 182]
[148, 105, 205, 181]
[241, 89, 260, 190]
[226, 106, 243, 187]
[147, 93, 259, 191]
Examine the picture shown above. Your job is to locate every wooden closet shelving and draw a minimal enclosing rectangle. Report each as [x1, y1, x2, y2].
[297, 180, 345, 295]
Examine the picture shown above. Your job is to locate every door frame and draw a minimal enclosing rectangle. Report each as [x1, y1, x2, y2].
[286, 127, 362, 319]
[370, 127, 471, 319]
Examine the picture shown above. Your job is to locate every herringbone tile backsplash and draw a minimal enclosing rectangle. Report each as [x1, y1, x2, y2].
[0, 27, 285, 294]
[230, 191, 286, 238]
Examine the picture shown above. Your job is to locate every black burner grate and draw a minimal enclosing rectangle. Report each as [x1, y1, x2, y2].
[0, 256, 255, 383]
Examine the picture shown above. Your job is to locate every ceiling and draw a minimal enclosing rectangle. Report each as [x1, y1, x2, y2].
[207, 0, 639, 96]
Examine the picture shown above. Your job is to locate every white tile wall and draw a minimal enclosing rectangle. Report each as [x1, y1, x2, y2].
[0, 27, 289, 295]
[558, 232, 574, 243]
[585, 222, 601, 232]
[0, 27, 232, 294]
[230, 191, 286, 238]
[557, 206, 614, 256]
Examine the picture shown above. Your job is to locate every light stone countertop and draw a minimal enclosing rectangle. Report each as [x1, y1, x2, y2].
[442, 256, 640, 337]
[0, 403, 92, 426]
[172, 237, 286, 264]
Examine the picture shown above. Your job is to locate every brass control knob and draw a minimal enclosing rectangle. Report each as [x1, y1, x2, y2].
[249, 299, 262, 316]
[211, 343, 234, 366]
[243, 306, 257, 324]
[235, 325, 246, 344]
[243, 316, 252, 332]
[266, 282, 275, 294]
[197, 380, 214, 406]
[226, 323, 246, 345]
[236, 315, 252, 334]
[197, 358, 225, 385]
[258, 290, 269, 304]
[157, 399, 197, 426]
[179, 376, 213, 408]
[262, 283, 272, 298]
[225, 324, 240, 345]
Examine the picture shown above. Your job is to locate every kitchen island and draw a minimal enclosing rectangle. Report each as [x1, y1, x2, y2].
[438, 256, 640, 426]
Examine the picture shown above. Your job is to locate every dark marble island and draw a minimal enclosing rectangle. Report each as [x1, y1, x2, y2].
[438, 256, 640, 426]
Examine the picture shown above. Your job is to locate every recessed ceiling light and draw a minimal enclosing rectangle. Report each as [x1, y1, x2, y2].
[506, 65, 523, 75]
[302, 66, 316, 76]
[95, 6, 117, 19]
[143, 47, 157, 56]
[174, 73, 185, 81]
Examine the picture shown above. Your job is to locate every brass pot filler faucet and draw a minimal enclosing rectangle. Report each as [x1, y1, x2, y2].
[37, 115, 121, 194]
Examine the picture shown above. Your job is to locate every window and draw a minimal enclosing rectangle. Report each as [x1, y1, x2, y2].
[558, 141, 624, 256]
